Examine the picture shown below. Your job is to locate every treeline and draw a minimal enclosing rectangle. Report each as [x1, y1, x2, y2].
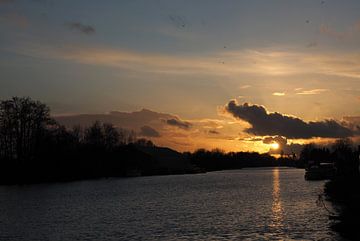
[0, 97, 167, 184]
[0, 97, 302, 185]
[186, 148, 303, 171]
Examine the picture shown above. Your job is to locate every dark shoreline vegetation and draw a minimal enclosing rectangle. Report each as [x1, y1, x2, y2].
[0, 97, 303, 185]
[302, 140, 360, 240]
[1, 97, 359, 239]
[325, 178, 360, 240]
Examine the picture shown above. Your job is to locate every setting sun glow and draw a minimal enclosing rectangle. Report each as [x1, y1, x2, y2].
[270, 142, 280, 150]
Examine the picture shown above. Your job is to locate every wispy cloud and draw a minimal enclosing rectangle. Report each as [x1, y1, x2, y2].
[239, 85, 251, 89]
[296, 89, 328, 95]
[165, 118, 192, 130]
[6, 43, 360, 79]
[320, 24, 351, 40]
[272, 92, 285, 96]
[65, 22, 95, 35]
[320, 20, 360, 40]
[208, 130, 220, 135]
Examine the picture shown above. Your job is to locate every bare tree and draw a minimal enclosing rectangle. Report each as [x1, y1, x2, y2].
[103, 123, 119, 150]
[84, 121, 104, 147]
[0, 97, 53, 162]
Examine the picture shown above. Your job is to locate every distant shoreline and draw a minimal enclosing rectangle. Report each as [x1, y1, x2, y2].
[0, 165, 303, 186]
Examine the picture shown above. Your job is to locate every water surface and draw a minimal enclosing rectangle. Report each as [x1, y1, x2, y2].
[0, 168, 341, 240]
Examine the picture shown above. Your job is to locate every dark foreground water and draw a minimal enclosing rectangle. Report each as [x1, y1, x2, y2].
[0, 168, 342, 240]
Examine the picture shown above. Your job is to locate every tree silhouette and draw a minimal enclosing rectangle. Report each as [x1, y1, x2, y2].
[300, 143, 331, 168]
[103, 123, 120, 150]
[331, 138, 359, 178]
[0, 97, 53, 163]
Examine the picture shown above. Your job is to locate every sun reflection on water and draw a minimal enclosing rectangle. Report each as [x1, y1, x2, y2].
[270, 168, 284, 231]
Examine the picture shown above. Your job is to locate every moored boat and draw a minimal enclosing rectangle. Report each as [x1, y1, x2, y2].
[305, 163, 335, 180]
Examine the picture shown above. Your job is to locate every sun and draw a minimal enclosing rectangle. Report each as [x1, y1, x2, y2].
[270, 142, 279, 150]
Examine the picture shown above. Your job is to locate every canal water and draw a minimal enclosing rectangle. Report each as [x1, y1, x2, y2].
[0, 167, 342, 240]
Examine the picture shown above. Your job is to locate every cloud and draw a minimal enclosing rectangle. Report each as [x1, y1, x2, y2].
[224, 100, 354, 139]
[55, 109, 194, 150]
[320, 24, 350, 40]
[165, 118, 192, 130]
[306, 42, 318, 48]
[65, 22, 95, 34]
[296, 89, 328, 95]
[55, 108, 175, 129]
[319, 21, 360, 40]
[262, 135, 304, 155]
[139, 125, 160, 137]
[263, 135, 287, 146]
[272, 92, 285, 96]
[54, 108, 249, 152]
[208, 130, 220, 135]
[54, 106, 342, 154]
[342, 116, 360, 133]
[239, 85, 251, 89]
[241, 137, 263, 142]
[7, 43, 360, 79]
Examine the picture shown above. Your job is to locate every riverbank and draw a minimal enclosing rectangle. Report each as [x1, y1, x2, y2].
[325, 177, 360, 240]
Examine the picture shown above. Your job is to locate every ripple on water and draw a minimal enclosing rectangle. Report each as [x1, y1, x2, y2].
[0, 168, 343, 240]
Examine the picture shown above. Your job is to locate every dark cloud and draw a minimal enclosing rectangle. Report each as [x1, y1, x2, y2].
[65, 22, 95, 34]
[225, 100, 353, 139]
[55, 108, 175, 129]
[241, 137, 263, 142]
[342, 116, 360, 134]
[261, 135, 303, 155]
[263, 135, 287, 146]
[165, 118, 192, 130]
[139, 125, 160, 137]
[208, 130, 220, 135]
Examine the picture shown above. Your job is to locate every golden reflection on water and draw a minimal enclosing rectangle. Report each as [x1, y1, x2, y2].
[271, 168, 283, 230]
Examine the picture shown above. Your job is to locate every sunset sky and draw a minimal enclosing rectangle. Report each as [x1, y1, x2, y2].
[1, 0, 360, 153]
